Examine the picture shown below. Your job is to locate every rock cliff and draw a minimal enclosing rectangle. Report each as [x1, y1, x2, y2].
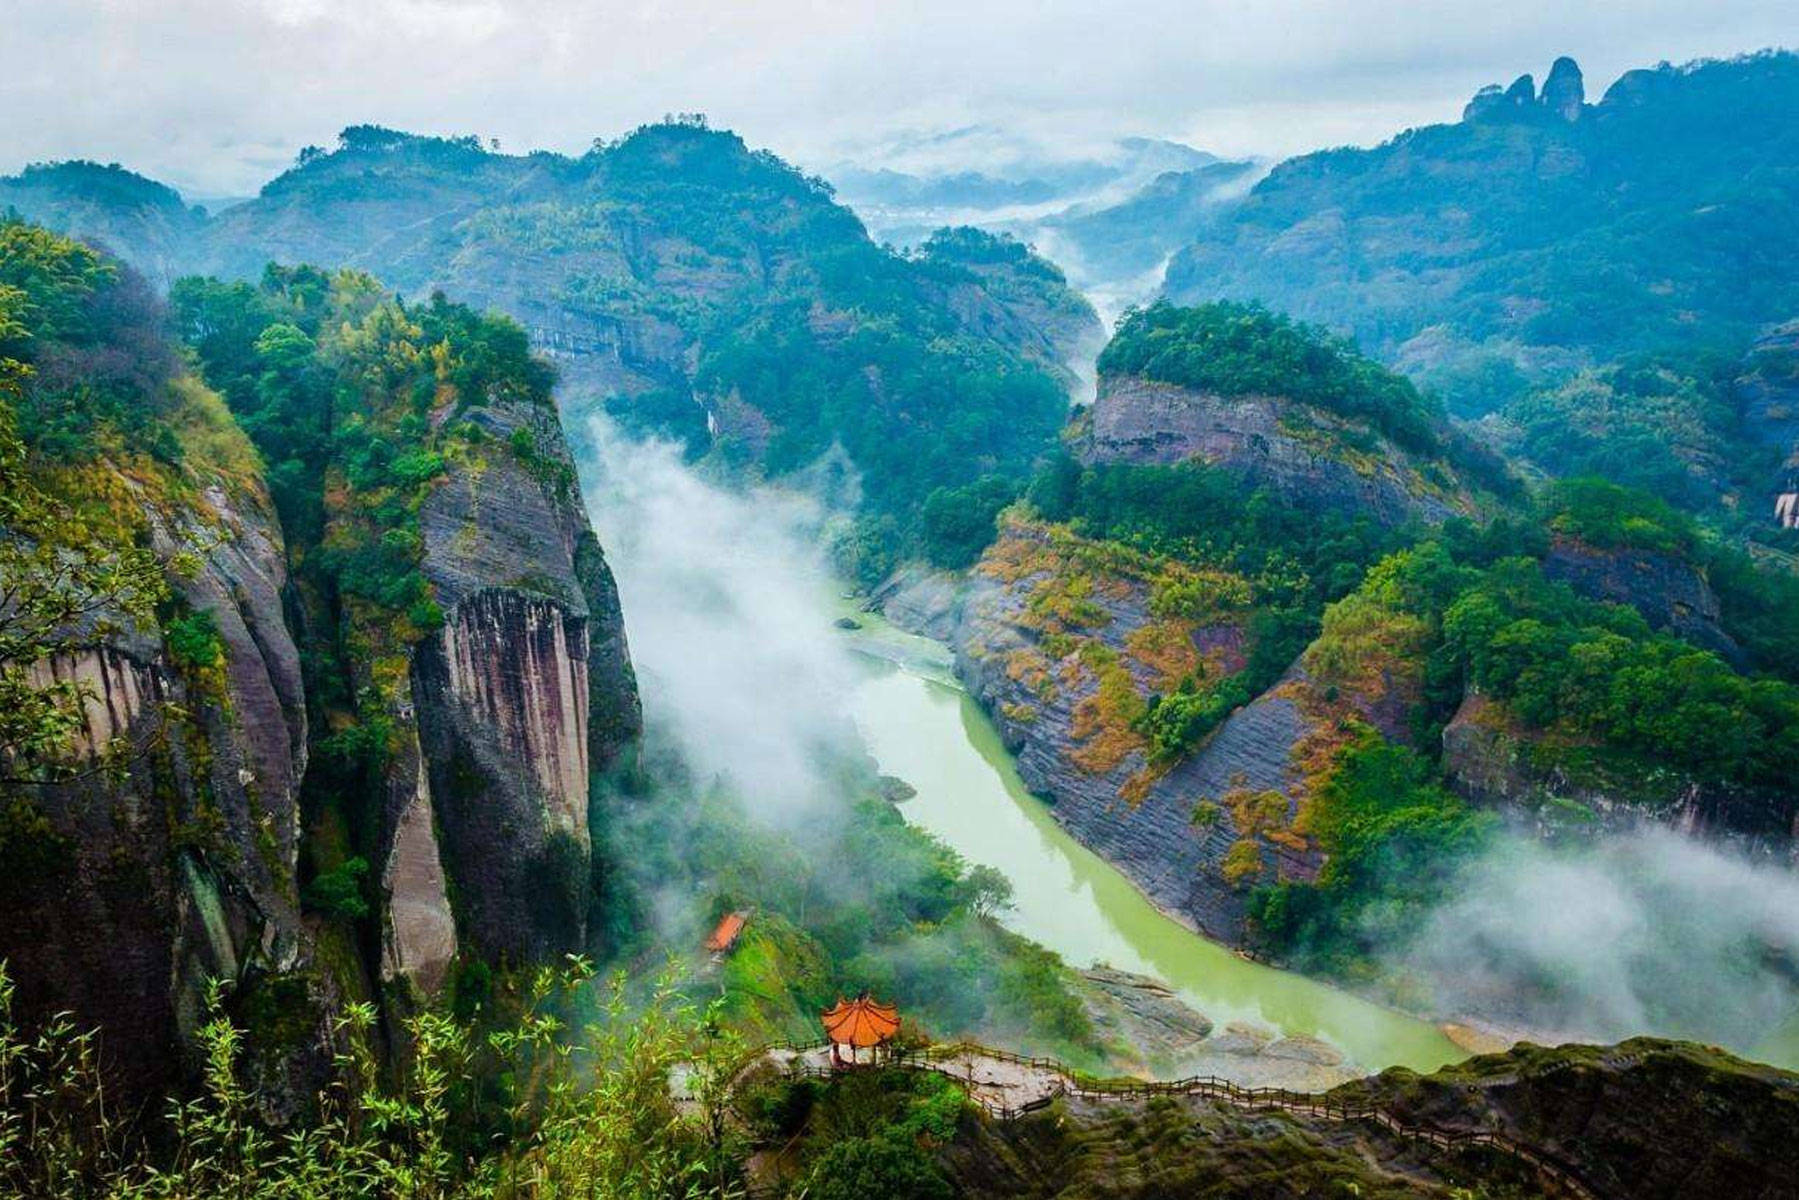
[0, 235, 641, 1107]
[1071, 374, 1475, 527]
[1441, 691, 1798, 858]
[1464, 58, 1586, 124]
[2, 461, 320, 1101]
[1540, 536, 1743, 664]
[953, 521, 1327, 943]
[390, 397, 639, 987]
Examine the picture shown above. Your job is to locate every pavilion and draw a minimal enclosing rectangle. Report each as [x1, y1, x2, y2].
[820, 993, 900, 1068]
[705, 910, 749, 957]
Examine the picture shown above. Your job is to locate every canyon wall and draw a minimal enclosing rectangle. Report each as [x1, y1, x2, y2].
[0, 481, 322, 1101]
[1071, 375, 1475, 527]
[380, 394, 640, 997]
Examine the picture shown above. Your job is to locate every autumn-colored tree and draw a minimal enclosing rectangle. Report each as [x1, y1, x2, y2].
[0, 226, 166, 790]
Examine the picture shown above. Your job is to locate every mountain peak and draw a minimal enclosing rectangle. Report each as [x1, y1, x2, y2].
[1463, 59, 1588, 123]
[1543, 56, 1586, 120]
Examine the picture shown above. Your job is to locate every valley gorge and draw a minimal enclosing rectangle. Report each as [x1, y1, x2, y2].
[4, 43, 1799, 1198]
[0, 241, 641, 1106]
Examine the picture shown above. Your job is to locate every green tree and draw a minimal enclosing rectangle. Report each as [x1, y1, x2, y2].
[0, 266, 165, 791]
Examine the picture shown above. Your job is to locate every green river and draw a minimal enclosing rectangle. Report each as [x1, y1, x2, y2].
[838, 610, 1466, 1075]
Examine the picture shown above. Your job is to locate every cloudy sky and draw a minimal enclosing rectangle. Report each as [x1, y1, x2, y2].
[3, 0, 1793, 196]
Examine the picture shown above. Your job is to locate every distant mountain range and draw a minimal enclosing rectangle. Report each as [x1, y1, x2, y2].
[822, 129, 1263, 321]
[0, 120, 1102, 546]
[1161, 51, 1799, 418]
[6, 49, 1798, 533]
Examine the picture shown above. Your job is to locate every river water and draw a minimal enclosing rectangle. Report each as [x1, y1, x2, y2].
[838, 609, 1464, 1075]
[583, 425, 1799, 1078]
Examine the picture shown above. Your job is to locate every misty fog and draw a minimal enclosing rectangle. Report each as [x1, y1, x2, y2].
[578, 418, 863, 821]
[1407, 827, 1799, 1057]
[576, 418, 1799, 1064]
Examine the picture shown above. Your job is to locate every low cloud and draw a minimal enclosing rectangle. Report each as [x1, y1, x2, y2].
[4, 1, 1796, 194]
[1406, 828, 1799, 1058]
[579, 418, 861, 822]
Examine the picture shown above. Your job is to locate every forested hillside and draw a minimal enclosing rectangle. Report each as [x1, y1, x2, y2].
[2, 122, 1102, 571]
[0, 217, 646, 1104]
[949, 301, 1799, 1016]
[1163, 52, 1799, 409]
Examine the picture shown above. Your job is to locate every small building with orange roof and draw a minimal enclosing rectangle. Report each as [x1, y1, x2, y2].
[821, 993, 900, 1067]
[706, 910, 749, 957]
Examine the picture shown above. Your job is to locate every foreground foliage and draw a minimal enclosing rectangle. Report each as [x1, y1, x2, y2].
[599, 745, 1100, 1064]
[0, 960, 744, 1200]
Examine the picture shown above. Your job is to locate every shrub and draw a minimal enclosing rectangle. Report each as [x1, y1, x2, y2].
[303, 856, 369, 919]
[164, 608, 224, 671]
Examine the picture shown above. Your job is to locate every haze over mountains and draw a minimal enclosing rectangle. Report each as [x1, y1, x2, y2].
[4, 37, 1799, 1200]
[822, 129, 1262, 319]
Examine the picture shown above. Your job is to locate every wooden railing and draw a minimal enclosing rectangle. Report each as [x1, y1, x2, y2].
[740, 1038, 1600, 1200]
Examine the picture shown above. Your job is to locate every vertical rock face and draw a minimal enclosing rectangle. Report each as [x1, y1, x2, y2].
[439, 591, 591, 838]
[409, 591, 595, 963]
[1542, 57, 1586, 121]
[380, 397, 639, 989]
[4, 381, 640, 1106]
[0, 492, 314, 1099]
[1072, 374, 1474, 527]
[380, 770, 458, 995]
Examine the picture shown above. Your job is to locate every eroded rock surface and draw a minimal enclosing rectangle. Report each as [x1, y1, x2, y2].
[1541, 537, 1742, 664]
[1, 489, 317, 1100]
[1072, 374, 1474, 527]
[385, 388, 640, 985]
[954, 523, 1325, 944]
[1441, 691, 1797, 859]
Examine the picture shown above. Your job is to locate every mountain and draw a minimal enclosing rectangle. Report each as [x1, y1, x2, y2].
[756, 1037, 1799, 1198]
[1022, 157, 1265, 317]
[826, 130, 1262, 322]
[1162, 52, 1799, 420]
[0, 160, 205, 288]
[949, 302, 1508, 943]
[825, 130, 1220, 244]
[0, 222, 639, 1102]
[887, 301, 1799, 1040]
[3, 122, 1102, 565]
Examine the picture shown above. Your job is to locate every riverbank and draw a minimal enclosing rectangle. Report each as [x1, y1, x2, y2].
[833, 601, 1464, 1077]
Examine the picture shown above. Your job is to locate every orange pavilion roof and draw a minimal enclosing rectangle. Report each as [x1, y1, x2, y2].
[706, 911, 748, 952]
[821, 994, 900, 1047]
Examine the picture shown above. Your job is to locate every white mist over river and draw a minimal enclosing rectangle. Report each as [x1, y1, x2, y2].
[578, 420, 1456, 1073]
[577, 419, 1799, 1074]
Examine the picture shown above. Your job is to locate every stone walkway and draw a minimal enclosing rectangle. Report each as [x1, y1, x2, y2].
[716, 1041, 1597, 1199]
[908, 1046, 1066, 1114]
